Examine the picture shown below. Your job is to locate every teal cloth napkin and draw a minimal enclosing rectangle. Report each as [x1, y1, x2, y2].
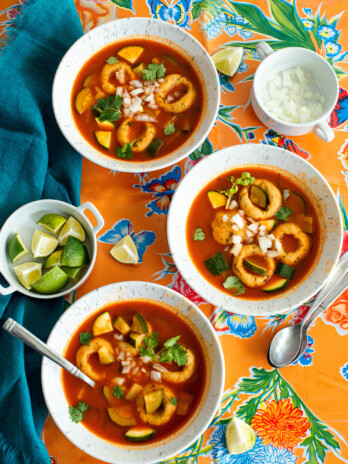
[0, 0, 83, 462]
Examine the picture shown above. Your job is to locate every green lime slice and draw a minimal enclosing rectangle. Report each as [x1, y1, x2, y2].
[31, 229, 59, 258]
[61, 236, 89, 267]
[44, 249, 63, 269]
[37, 214, 67, 234]
[31, 266, 69, 294]
[61, 266, 86, 284]
[13, 262, 42, 290]
[58, 217, 85, 245]
[8, 234, 29, 263]
[225, 417, 256, 455]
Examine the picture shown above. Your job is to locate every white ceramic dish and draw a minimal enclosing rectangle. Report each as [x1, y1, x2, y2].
[41, 281, 224, 464]
[0, 200, 104, 299]
[251, 42, 339, 142]
[53, 18, 219, 173]
[167, 144, 343, 316]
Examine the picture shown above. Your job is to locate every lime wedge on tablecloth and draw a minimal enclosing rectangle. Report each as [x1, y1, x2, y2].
[61, 266, 86, 284]
[8, 233, 29, 263]
[225, 417, 256, 455]
[61, 236, 89, 267]
[31, 229, 59, 258]
[58, 217, 85, 245]
[37, 214, 67, 234]
[110, 235, 139, 264]
[13, 262, 42, 290]
[44, 249, 63, 269]
[31, 266, 69, 294]
[212, 47, 243, 77]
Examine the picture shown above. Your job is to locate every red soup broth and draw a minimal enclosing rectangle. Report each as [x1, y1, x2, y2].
[186, 167, 321, 300]
[62, 300, 206, 445]
[71, 39, 204, 162]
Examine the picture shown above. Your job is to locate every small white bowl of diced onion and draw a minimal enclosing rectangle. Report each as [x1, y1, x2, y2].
[251, 42, 339, 142]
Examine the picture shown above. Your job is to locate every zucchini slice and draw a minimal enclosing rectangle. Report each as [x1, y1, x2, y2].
[98, 346, 115, 364]
[75, 88, 94, 114]
[118, 341, 137, 355]
[94, 117, 115, 130]
[244, 259, 267, 276]
[129, 332, 145, 349]
[250, 185, 268, 209]
[103, 386, 123, 403]
[133, 63, 145, 74]
[259, 219, 276, 232]
[95, 131, 112, 149]
[204, 252, 229, 276]
[93, 311, 114, 336]
[147, 138, 163, 157]
[117, 46, 144, 64]
[262, 276, 288, 292]
[107, 407, 136, 426]
[207, 191, 227, 209]
[286, 192, 307, 214]
[131, 313, 148, 334]
[125, 383, 143, 401]
[275, 262, 295, 280]
[113, 316, 131, 335]
[144, 389, 164, 414]
[125, 427, 155, 442]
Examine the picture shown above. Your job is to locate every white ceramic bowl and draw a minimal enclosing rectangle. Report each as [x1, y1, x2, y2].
[167, 144, 343, 316]
[251, 42, 339, 142]
[0, 200, 104, 299]
[53, 18, 219, 173]
[41, 281, 224, 464]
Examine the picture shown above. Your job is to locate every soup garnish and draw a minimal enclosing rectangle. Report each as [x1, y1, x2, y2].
[72, 40, 203, 162]
[62, 300, 205, 444]
[186, 168, 320, 299]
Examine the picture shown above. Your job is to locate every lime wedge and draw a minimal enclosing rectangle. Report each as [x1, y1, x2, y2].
[61, 236, 89, 267]
[58, 217, 85, 246]
[31, 229, 59, 258]
[61, 266, 86, 284]
[225, 417, 256, 455]
[110, 235, 139, 264]
[8, 234, 29, 263]
[31, 266, 69, 294]
[37, 214, 67, 234]
[13, 262, 42, 290]
[44, 249, 63, 269]
[212, 47, 243, 77]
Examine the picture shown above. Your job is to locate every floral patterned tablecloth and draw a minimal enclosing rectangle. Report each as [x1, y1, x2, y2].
[2, 0, 348, 463]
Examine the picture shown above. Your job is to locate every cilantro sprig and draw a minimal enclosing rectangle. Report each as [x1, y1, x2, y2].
[223, 276, 245, 296]
[93, 95, 123, 123]
[275, 206, 293, 221]
[116, 140, 135, 159]
[106, 56, 118, 65]
[164, 122, 175, 135]
[79, 332, 92, 346]
[113, 386, 124, 398]
[142, 62, 166, 81]
[193, 228, 205, 241]
[140, 333, 188, 367]
[219, 172, 255, 209]
[69, 402, 88, 423]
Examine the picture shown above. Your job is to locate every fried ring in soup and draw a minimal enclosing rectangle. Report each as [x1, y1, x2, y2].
[155, 74, 196, 113]
[161, 347, 196, 383]
[211, 210, 246, 245]
[137, 384, 177, 426]
[273, 223, 310, 265]
[101, 62, 136, 93]
[233, 244, 275, 288]
[76, 338, 114, 382]
[117, 118, 156, 151]
[239, 179, 282, 220]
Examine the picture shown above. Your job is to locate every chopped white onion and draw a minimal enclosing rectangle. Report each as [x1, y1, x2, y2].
[267, 250, 280, 258]
[232, 235, 242, 244]
[222, 214, 228, 222]
[130, 88, 144, 96]
[113, 377, 125, 386]
[258, 236, 272, 254]
[116, 87, 123, 97]
[245, 229, 254, 237]
[275, 239, 282, 251]
[232, 213, 244, 229]
[119, 351, 125, 361]
[129, 79, 143, 88]
[153, 363, 168, 373]
[266, 234, 275, 240]
[151, 370, 162, 382]
[121, 360, 130, 366]
[141, 356, 151, 364]
[113, 333, 124, 341]
[247, 222, 259, 233]
[230, 243, 243, 256]
[229, 200, 238, 209]
[232, 224, 240, 232]
[122, 365, 131, 374]
[133, 367, 140, 375]
[238, 209, 245, 216]
[134, 114, 157, 122]
[259, 224, 266, 231]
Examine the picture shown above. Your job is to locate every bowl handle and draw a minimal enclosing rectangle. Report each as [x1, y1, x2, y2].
[256, 41, 274, 61]
[0, 273, 16, 295]
[77, 202, 104, 235]
[314, 121, 335, 142]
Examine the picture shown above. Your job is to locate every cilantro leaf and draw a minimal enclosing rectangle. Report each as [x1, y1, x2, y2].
[171, 397, 178, 405]
[113, 386, 124, 398]
[79, 332, 92, 345]
[275, 206, 293, 221]
[193, 228, 205, 241]
[223, 276, 245, 296]
[142, 62, 166, 81]
[106, 56, 118, 64]
[164, 335, 180, 348]
[140, 332, 159, 359]
[159, 336, 188, 366]
[164, 123, 175, 135]
[69, 402, 89, 423]
[116, 142, 134, 159]
[219, 172, 255, 209]
[93, 95, 123, 122]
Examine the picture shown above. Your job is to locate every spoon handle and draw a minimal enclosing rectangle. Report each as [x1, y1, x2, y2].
[2, 318, 95, 389]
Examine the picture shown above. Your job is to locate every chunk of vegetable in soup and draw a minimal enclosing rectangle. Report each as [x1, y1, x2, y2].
[62, 300, 206, 445]
[71, 40, 203, 162]
[186, 168, 320, 300]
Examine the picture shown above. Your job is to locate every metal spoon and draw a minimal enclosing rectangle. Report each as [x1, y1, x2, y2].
[2, 318, 95, 388]
[268, 251, 348, 368]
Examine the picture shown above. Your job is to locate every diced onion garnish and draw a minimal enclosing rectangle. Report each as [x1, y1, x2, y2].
[121, 360, 130, 366]
[232, 235, 242, 245]
[229, 200, 238, 210]
[122, 365, 131, 374]
[266, 234, 275, 240]
[238, 209, 245, 216]
[151, 370, 162, 382]
[119, 351, 125, 361]
[132, 367, 140, 375]
[130, 88, 144, 97]
[113, 377, 125, 386]
[141, 356, 151, 364]
[232, 214, 244, 229]
[259, 224, 266, 231]
[116, 87, 123, 97]
[230, 243, 243, 256]
[129, 79, 143, 88]
[247, 222, 259, 233]
[258, 236, 272, 254]
[266, 250, 280, 258]
[232, 224, 240, 232]
[113, 333, 124, 340]
[134, 114, 157, 122]
[153, 363, 168, 373]
[275, 239, 282, 251]
[245, 229, 254, 237]
[222, 214, 228, 222]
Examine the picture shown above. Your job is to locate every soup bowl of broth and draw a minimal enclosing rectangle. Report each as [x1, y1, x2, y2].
[53, 18, 219, 173]
[41, 281, 224, 463]
[167, 144, 343, 316]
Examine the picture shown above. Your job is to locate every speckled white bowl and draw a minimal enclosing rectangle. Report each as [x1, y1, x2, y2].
[41, 281, 224, 464]
[53, 18, 219, 173]
[167, 144, 343, 316]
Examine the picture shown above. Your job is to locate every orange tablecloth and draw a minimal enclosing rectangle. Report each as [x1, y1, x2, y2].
[2, 0, 348, 463]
